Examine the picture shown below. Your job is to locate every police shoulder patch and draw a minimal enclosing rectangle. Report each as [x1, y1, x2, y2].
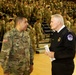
[67, 34, 73, 41]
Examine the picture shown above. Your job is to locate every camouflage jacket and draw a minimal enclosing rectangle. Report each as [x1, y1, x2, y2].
[0, 28, 34, 73]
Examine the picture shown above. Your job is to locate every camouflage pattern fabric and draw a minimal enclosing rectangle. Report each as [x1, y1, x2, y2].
[0, 28, 34, 75]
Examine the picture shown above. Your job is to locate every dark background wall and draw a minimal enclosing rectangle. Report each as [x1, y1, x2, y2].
[66, 0, 76, 2]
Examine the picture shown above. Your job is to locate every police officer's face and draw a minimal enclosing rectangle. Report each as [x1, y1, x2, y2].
[50, 17, 59, 31]
[20, 18, 28, 31]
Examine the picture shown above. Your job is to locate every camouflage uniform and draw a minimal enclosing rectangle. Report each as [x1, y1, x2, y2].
[0, 20, 5, 51]
[27, 25, 36, 52]
[5, 22, 11, 32]
[71, 23, 76, 52]
[71, 24, 76, 35]
[5, 19, 15, 32]
[34, 20, 43, 48]
[44, 6, 52, 24]
[0, 28, 34, 75]
[23, 3, 31, 21]
[65, 20, 71, 29]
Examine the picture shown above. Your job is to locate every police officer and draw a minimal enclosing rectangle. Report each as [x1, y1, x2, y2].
[45, 14, 75, 75]
[0, 17, 34, 75]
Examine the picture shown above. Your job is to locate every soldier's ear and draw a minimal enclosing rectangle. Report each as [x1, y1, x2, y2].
[17, 21, 21, 25]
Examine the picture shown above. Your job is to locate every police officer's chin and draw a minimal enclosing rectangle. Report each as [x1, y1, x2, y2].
[51, 28, 56, 32]
[51, 28, 55, 31]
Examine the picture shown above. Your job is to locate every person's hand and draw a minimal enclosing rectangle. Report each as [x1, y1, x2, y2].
[45, 51, 55, 58]
[29, 65, 33, 73]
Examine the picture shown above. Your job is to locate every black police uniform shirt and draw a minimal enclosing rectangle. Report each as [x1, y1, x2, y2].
[49, 26, 75, 63]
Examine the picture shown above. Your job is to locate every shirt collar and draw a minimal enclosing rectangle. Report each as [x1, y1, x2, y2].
[57, 25, 65, 33]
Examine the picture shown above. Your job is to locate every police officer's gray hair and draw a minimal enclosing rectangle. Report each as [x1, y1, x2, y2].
[51, 14, 64, 25]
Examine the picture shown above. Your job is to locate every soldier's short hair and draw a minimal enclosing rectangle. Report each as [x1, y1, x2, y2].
[15, 16, 25, 25]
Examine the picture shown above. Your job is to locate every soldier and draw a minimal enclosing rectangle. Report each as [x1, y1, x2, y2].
[0, 17, 34, 75]
[5, 18, 15, 32]
[27, 25, 36, 52]
[71, 20, 76, 52]
[5, 21, 11, 32]
[71, 21, 76, 35]
[0, 20, 5, 51]
[36, 6, 43, 23]
[1, 15, 6, 33]
[44, 5, 52, 24]
[8, 18, 15, 30]
[65, 19, 71, 29]
[34, 18, 43, 48]
[23, 2, 31, 21]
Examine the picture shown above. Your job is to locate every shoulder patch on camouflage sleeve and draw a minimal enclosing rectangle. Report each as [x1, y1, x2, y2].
[3, 39, 8, 43]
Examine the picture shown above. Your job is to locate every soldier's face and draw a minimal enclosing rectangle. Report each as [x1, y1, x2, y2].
[20, 18, 28, 31]
[50, 17, 59, 31]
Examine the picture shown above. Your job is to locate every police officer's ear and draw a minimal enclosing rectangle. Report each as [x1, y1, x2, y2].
[58, 21, 61, 25]
[57, 20, 61, 25]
